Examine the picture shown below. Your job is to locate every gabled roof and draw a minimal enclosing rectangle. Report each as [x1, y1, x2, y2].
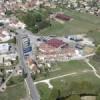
[55, 13, 72, 21]
[47, 39, 65, 48]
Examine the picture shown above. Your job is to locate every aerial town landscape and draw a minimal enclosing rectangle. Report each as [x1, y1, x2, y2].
[0, 0, 100, 100]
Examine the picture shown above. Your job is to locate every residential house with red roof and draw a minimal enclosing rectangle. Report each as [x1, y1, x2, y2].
[54, 13, 72, 24]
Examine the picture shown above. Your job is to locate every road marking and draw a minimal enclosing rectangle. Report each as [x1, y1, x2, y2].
[25, 79, 31, 95]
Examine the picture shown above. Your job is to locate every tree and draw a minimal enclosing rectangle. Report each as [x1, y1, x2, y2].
[11, 60, 14, 65]
[77, 1, 80, 8]
[35, 13, 42, 22]
[96, 45, 100, 56]
[92, 0, 97, 7]
[23, 13, 36, 27]
[13, 36, 16, 44]
[70, 3, 75, 10]
[22, 0, 26, 4]
[0, 23, 4, 26]
[22, 69, 27, 79]
[88, 0, 97, 7]
[3, 57, 4, 66]
[94, 45, 100, 61]
[5, 10, 13, 16]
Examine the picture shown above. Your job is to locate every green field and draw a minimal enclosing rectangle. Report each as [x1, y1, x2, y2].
[35, 60, 91, 81]
[38, 8, 100, 41]
[0, 82, 26, 100]
[37, 83, 51, 100]
[51, 73, 100, 89]
[37, 73, 100, 100]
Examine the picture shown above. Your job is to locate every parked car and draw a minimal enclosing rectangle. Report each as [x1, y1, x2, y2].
[37, 38, 41, 41]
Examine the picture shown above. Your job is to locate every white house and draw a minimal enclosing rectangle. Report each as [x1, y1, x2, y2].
[0, 43, 10, 54]
[0, 18, 10, 24]
[0, 30, 11, 42]
[9, 21, 26, 29]
[0, 52, 18, 66]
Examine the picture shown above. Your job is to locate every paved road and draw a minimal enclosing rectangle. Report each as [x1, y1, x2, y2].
[16, 32, 40, 100]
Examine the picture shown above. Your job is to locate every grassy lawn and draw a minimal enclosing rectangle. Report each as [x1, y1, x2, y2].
[37, 73, 100, 100]
[0, 82, 26, 100]
[7, 76, 24, 86]
[37, 83, 51, 100]
[35, 60, 91, 81]
[87, 31, 100, 44]
[38, 8, 100, 39]
[51, 73, 100, 89]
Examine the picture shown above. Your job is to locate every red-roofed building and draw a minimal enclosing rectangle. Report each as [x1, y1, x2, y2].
[47, 39, 65, 48]
[55, 13, 72, 21]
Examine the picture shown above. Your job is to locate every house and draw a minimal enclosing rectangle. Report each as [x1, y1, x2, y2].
[0, 42, 17, 66]
[54, 13, 72, 24]
[80, 38, 95, 46]
[0, 18, 10, 24]
[81, 96, 96, 100]
[0, 30, 11, 42]
[9, 21, 26, 29]
[0, 53, 18, 66]
[6, 69, 13, 74]
[0, 11, 5, 16]
[68, 35, 83, 42]
[27, 58, 40, 74]
[0, 43, 10, 54]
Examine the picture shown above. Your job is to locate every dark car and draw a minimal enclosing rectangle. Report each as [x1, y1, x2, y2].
[37, 38, 41, 41]
[43, 39, 47, 42]
[75, 44, 84, 49]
